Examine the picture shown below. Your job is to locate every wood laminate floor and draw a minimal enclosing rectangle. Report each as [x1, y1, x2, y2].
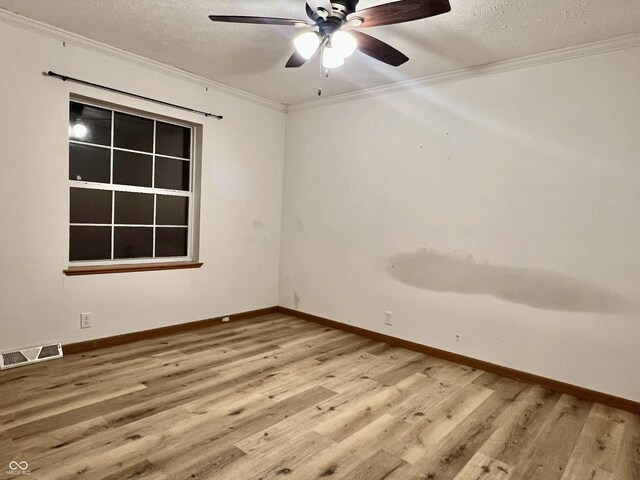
[0, 313, 638, 480]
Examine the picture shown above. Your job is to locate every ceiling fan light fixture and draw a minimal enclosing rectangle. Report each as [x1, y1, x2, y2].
[322, 46, 345, 69]
[331, 30, 357, 58]
[294, 31, 321, 59]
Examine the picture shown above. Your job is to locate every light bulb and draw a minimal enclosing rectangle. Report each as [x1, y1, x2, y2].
[294, 31, 321, 59]
[70, 122, 88, 139]
[322, 46, 345, 69]
[332, 31, 357, 58]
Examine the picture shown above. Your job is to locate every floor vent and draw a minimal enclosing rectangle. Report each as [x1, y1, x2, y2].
[1, 343, 63, 370]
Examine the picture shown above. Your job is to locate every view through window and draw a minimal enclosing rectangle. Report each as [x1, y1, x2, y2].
[68, 100, 195, 263]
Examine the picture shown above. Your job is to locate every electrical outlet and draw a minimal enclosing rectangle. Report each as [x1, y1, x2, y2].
[222, 316, 230, 323]
[80, 312, 92, 329]
[384, 311, 392, 326]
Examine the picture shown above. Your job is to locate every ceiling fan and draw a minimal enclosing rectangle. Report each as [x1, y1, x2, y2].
[209, 0, 451, 71]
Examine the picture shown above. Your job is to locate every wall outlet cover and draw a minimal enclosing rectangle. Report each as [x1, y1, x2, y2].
[80, 312, 92, 329]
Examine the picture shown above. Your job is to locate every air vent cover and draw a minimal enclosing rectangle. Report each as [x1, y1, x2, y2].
[0, 343, 63, 370]
[2, 351, 28, 367]
[38, 345, 61, 359]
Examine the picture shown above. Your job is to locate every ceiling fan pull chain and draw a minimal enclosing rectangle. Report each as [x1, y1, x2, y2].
[318, 48, 324, 96]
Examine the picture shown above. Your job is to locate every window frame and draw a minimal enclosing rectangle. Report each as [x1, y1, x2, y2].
[67, 97, 200, 267]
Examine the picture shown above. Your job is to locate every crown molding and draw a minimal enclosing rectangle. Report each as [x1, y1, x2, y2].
[3, 8, 639, 115]
[0, 9, 286, 114]
[286, 32, 640, 113]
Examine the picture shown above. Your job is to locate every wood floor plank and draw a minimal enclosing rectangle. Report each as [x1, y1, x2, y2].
[408, 377, 529, 480]
[1, 313, 637, 480]
[560, 403, 626, 479]
[97, 460, 168, 480]
[614, 411, 640, 480]
[314, 372, 433, 442]
[390, 364, 485, 424]
[391, 382, 495, 464]
[371, 353, 437, 386]
[485, 387, 561, 468]
[285, 413, 410, 480]
[223, 431, 333, 479]
[451, 452, 511, 480]
[153, 444, 245, 480]
[235, 378, 383, 456]
[508, 394, 593, 480]
[339, 448, 408, 480]
[0, 384, 147, 432]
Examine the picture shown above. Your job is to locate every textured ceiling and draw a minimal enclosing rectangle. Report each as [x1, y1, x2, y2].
[2, 0, 640, 105]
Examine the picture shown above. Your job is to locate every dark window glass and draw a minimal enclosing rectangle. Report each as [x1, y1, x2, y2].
[156, 227, 188, 257]
[69, 102, 195, 263]
[69, 144, 110, 183]
[69, 102, 112, 146]
[155, 157, 190, 191]
[113, 151, 152, 187]
[156, 122, 191, 158]
[70, 188, 112, 224]
[114, 112, 153, 152]
[157, 195, 188, 225]
[114, 227, 153, 258]
[70, 226, 111, 261]
[114, 192, 154, 225]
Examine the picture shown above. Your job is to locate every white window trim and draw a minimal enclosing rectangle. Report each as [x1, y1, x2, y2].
[68, 98, 199, 267]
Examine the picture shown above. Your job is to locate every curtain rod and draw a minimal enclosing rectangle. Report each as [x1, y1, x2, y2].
[45, 71, 223, 120]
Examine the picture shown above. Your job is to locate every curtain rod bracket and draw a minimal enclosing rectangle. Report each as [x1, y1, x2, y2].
[45, 70, 223, 120]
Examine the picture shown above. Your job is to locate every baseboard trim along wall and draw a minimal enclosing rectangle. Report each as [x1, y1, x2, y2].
[61, 305, 639, 414]
[63, 306, 279, 354]
[277, 306, 640, 415]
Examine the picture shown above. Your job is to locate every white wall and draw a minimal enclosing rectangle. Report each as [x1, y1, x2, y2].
[281, 47, 640, 401]
[0, 20, 285, 351]
[2, 15, 639, 403]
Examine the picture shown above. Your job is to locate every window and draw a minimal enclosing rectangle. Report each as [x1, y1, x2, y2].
[68, 100, 197, 265]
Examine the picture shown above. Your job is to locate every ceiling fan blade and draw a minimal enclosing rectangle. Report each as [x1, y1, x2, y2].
[351, 31, 409, 66]
[285, 51, 309, 68]
[305, 2, 317, 20]
[347, 0, 451, 28]
[209, 15, 307, 26]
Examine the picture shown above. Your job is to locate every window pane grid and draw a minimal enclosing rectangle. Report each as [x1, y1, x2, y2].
[155, 153, 190, 162]
[69, 181, 191, 197]
[69, 101, 193, 263]
[110, 191, 115, 260]
[152, 190, 157, 258]
[70, 140, 110, 150]
[70, 142, 190, 162]
[71, 223, 188, 228]
[152, 120, 157, 188]
[110, 112, 115, 259]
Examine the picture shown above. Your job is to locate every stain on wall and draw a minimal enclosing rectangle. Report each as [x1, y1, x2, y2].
[252, 220, 265, 230]
[389, 248, 631, 314]
[293, 291, 301, 310]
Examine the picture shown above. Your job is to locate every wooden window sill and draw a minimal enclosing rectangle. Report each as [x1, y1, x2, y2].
[63, 261, 203, 276]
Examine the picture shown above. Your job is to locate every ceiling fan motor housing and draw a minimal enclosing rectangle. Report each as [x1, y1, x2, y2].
[318, 17, 344, 37]
[317, 0, 360, 37]
[330, 0, 359, 19]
